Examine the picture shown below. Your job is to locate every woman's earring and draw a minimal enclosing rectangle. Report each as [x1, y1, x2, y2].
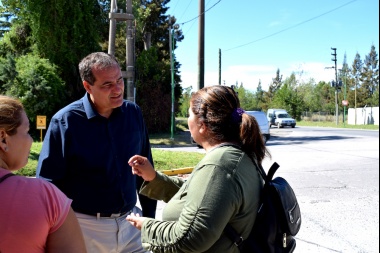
[4, 146, 8, 152]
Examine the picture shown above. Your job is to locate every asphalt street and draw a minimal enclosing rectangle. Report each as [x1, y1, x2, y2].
[140, 127, 379, 253]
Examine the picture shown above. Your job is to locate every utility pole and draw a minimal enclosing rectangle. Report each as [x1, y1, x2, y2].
[108, 0, 135, 102]
[125, 0, 135, 102]
[198, 0, 205, 90]
[331, 47, 339, 125]
[169, 17, 180, 140]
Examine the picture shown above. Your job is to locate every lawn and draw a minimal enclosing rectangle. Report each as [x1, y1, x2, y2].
[16, 118, 377, 177]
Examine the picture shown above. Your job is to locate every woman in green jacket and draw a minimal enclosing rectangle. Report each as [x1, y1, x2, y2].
[127, 85, 271, 252]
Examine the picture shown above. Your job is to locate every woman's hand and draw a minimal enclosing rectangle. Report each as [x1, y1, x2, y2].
[126, 213, 146, 230]
[128, 155, 157, 181]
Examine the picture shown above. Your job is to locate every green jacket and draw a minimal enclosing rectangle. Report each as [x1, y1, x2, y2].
[140, 145, 263, 253]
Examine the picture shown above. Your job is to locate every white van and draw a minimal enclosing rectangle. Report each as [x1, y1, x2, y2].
[246, 111, 270, 143]
[267, 109, 296, 128]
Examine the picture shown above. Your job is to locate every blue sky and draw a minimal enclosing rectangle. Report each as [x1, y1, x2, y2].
[166, 0, 379, 91]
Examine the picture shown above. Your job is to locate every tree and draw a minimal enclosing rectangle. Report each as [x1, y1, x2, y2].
[255, 80, 265, 111]
[5, 54, 66, 138]
[235, 84, 256, 110]
[178, 86, 192, 117]
[272, 73, 304, 120]
[351, 53, 366, 108]
[0, 22, 33, 57]
[265, 68, 282, 106]
[133, 0, 184, 132]
[0, 11, 12, 37]
[362, 44, 379, 106]
[0, 54, 17, 93]
[1, 0, 106, 100]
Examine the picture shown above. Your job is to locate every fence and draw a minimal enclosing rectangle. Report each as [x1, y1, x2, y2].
[301, 111, 341, 122]
[301, 107, 379, 126]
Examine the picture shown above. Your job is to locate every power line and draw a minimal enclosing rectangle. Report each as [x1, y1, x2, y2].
[170, 0, 181, 13]
[178, 0, 222, 26]
[176, 0, 193, 23]
[224, 0, 358, 52]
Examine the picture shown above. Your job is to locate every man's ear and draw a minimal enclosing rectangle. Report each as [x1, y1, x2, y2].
[83, 81, 92, 94]
[0, 129, 7, 151]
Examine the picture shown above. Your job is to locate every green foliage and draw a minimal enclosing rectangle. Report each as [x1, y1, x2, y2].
[135, 47, 171, 133]
[255, 81, 266, 111]
[152, 149, 204, 171]
[235, 84, 257, 111]
[0, 54, 17, 93]
[132, 1, 183, 133]
[18, 138, 204, 176]
[5, 54, 66, 139]
[362, 44, 379, 106]
[16, 0, 103, 100]
[0, 22, 33, 56]
[16, 142, 43, 177]
[271, 73, 304, 120]
[297, 120, 378, 130]
[265, 68, 283, 106]
[178, 86, 192, 117]
[1, 0, 378, 135]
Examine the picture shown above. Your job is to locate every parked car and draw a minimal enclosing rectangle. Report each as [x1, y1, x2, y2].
[246, 111, 270, 143]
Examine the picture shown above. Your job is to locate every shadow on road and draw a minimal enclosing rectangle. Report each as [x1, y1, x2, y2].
[267, 135, 357, 146]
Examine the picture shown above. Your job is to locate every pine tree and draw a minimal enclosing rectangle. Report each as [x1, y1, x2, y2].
[265, 68, 283, 105]
[362, 44, 379, 106]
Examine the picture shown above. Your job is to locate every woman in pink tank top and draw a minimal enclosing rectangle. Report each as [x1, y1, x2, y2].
[0, 95, 87, 253]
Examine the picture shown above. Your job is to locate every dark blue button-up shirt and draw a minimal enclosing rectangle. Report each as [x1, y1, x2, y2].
[36, 93, 155, 214]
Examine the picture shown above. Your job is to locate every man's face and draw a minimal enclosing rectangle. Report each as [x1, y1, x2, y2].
[83, 64, 124, 118]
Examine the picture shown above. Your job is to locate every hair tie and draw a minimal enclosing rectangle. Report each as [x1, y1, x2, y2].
[232, 108, 245, 123]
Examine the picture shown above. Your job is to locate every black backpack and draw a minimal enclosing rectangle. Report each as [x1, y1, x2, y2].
[224, 162, 301, 253]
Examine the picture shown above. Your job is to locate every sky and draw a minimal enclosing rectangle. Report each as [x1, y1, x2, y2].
[166, 0, 379, 92]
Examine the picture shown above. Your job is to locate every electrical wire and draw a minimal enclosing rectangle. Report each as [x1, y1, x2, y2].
[224, 0, 358, 52]
[178, 0, 222, 26]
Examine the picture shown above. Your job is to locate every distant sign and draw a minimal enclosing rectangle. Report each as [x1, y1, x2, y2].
[342, 100, 349, 106]
[36, 115, 46, 129]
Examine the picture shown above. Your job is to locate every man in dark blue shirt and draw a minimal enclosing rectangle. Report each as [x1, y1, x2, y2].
[36, 52, 156, 253]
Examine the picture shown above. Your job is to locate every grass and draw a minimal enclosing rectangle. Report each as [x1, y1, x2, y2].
[17, 118, 204, 177]
[15, 118, 377, 177]
[297, 120, 379, 130]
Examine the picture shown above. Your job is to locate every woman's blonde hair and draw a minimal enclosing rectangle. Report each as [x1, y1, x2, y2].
[0, 95, 24, 136]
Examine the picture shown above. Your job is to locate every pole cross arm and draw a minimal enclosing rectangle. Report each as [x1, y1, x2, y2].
[109, 13, 134, 21]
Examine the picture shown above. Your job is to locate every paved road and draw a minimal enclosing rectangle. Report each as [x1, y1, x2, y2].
[144, 127, 379, 253]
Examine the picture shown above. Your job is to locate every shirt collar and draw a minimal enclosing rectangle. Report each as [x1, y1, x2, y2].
[83, 93, 98, 119]
[82, 93, 124, 119]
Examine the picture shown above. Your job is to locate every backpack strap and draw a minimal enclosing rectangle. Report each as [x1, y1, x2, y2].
[0, 173, 16, 183]
[266, 162, 280, 181]
[224, 222, 244, 248]
[223, 161, 280, 248]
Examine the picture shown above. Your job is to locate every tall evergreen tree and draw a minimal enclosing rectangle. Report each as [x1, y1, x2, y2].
[362, 44, 379, 106]
[255, 80, 265, 111]
[2, 0, 106, 100]
[28, 0, 105, 99]
[351, 52, 366, 108]
[265, 68, 282, 106]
